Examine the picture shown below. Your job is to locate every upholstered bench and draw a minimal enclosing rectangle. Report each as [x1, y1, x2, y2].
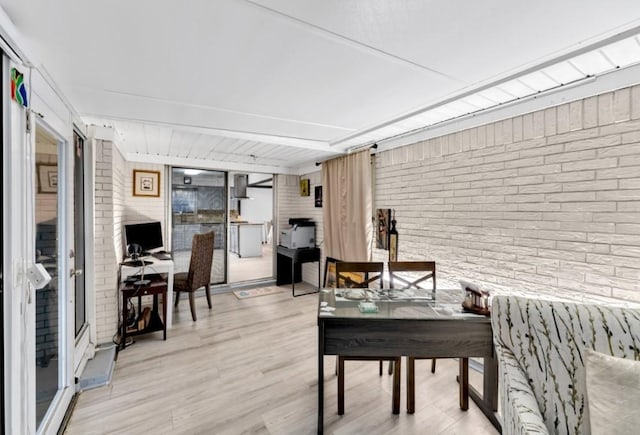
[492, 295, 640, 435]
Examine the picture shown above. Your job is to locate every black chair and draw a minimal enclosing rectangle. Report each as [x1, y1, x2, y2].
[388, 261, 439, 414]
[173, 231, 215, 321]
[335, 261, 401, 415]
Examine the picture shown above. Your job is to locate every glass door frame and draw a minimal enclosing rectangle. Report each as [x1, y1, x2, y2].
[32, 119, 75, 435]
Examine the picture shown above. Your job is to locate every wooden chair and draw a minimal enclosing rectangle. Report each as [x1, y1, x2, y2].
[388, 261, 453, 414]
[173, 231, 215, 321]
[335, 261, 401, 415]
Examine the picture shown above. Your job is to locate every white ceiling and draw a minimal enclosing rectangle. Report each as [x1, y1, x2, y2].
[2, 0, 640, 173]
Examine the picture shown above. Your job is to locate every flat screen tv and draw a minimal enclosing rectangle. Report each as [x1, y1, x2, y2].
[124, 221, 163, 254]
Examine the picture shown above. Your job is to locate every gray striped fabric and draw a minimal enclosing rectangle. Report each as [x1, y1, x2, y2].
[491, 295, 640, 435]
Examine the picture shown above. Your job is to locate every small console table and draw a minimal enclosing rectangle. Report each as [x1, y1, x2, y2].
[119, 273, 168, 350]
[276, 246, 321, 297]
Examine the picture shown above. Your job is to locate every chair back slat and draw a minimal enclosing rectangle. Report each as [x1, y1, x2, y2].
[335, 261, 384, 288]
[187, 231, 215, 290]
[388, 261, 436, 291]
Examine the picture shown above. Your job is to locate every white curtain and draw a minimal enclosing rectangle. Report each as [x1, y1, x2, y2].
[322, 150, 372, 261]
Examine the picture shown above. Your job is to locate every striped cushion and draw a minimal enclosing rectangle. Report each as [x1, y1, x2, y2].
[492, 296, 640, 435]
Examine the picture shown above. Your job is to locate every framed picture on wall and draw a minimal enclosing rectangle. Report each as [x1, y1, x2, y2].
[376, 208, 391, 250]
[315, 185, 322, 207]
[133, 169, 161, 197]
[300, 178, 310, 196]
[37, 163, 58, 194]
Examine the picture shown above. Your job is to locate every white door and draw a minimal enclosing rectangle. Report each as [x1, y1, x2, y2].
[33, 122, 74, 434]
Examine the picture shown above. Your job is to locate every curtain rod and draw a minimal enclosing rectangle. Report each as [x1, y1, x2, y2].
[315, 143, 377, 166]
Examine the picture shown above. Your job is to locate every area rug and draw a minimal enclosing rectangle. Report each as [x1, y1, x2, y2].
[233, 287, 283, 299]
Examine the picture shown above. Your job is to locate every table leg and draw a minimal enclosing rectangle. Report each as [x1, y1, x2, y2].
[468, 355, 501, 432]
[338, 356, 345, 415]
[392, 357, 401, 414]
[318, 323, 324, 435]
[459, 357, 469, 410]
[407, 357, 415, 414]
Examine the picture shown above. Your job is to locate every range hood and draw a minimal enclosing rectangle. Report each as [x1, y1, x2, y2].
[233, 174, 249, 199]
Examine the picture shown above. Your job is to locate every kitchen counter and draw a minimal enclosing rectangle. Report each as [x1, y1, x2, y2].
[230, 223, 263, 258]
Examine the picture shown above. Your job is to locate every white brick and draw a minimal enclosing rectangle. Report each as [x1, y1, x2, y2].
[632, 84, 640, 119]
[557, 104, 570, 134]
[598, 93, 615, 126]
[614, 88, 631, 122]
[583, 96, 598, 128]
[569, 100, 583, 131]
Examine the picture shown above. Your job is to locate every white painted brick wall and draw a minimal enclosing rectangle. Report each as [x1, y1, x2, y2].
[375, 84, 640, 302]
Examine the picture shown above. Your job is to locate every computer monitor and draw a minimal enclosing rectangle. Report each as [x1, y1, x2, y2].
[124, 221, 163, 255]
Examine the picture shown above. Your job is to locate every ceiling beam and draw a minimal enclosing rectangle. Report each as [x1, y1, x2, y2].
[124, 152, 299, 175]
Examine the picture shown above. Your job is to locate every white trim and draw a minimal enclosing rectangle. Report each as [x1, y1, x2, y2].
[84, 137, 97, 346]
[126, 152, 299, 175]
[376, 62, 640, 154]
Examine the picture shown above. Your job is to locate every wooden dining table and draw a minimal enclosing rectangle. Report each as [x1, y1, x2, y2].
[317, 287, 500, 434]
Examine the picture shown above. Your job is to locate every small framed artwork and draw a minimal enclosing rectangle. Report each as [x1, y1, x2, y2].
[323, 257, 341, 288]
[183, 176, 192, 184]
[314, 186, 323, 207]
[37, 163, 57, 194]
[133, 169, 161, 197]
[300, 178, 310, 196]
[376, 208, 391, 250]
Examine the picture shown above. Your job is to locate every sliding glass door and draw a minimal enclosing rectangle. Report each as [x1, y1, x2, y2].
[171, 168, 227, 284]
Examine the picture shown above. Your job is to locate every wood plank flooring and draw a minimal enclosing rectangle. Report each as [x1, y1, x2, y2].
[65, 285, 499, 435]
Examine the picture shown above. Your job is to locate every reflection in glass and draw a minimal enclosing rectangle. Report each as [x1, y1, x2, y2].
[35, 126, 60, 428]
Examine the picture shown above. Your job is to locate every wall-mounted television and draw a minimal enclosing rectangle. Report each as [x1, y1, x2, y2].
[124, 221, 163, 254]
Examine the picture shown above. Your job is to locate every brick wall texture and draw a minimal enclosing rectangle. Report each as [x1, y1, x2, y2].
[374, 84, 640, 302]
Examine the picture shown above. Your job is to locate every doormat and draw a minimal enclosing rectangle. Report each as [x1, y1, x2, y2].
[233, 287, 283, 299]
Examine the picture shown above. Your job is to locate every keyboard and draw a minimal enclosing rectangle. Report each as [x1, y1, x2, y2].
[152, 251, 172, 261]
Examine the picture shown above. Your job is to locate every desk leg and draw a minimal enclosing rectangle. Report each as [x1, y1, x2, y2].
[318, 323, 324, 434]
[166, 269, 174, 329]
[317, 260, 321, 291]
[392, 357, 401, 414]
[120, 295, 127, 351]
[162, 289, 167, 340]
[291, 257, 296, 296]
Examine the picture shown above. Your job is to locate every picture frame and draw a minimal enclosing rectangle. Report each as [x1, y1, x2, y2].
[376, 208, 391, 250]
[37, 163, 58, 194]
[323, 257, 341, 288]
[133, 169, 161, 197]
[314, 185, 323, 207]
[300, 178, 310, 196]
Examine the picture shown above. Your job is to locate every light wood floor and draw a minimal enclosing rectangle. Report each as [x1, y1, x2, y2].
[65, 284, 499, 435]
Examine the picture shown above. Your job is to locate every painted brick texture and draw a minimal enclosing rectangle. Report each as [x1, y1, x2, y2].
[375, 84, 640, 302]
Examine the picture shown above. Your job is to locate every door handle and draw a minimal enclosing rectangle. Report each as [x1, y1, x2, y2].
[70, 269, 83, 277]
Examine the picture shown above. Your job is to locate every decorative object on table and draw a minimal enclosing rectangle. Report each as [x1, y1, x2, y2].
[233, 286, 283, 299]
[300, 178, 310, 196]
[314, 185, 322, 207]
[376, 208, 391, 250]
[389, 210, 398, 261]
[11, 67, 28, 107]
[133, 169, 161, 197]
[37, 163, 58, 194]
[460, 280, 490, 316]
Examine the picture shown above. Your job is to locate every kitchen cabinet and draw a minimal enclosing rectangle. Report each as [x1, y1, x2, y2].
[230, 223, 262, 258]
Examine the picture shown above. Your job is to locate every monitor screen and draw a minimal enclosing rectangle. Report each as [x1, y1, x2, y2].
[124, 221, 163, 254]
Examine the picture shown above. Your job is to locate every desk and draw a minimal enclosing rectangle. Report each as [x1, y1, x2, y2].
[317, 288, 499, 434]
[276, 246, 320, 297]
[120, 257, 174, 328]
[120, 274, 167, 351]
